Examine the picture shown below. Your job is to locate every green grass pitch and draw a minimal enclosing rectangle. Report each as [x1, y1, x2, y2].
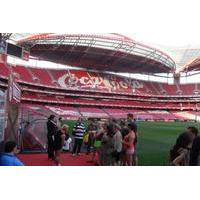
[137, 121, 199, 166]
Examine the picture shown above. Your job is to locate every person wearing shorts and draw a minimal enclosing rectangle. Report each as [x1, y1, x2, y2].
[122, 122, 137, 166]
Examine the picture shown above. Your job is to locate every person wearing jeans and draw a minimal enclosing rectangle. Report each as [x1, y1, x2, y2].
[72, 138, 83, 155]
[72, 118, 85, 156]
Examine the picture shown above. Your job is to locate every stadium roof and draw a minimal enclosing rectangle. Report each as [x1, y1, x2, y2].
[6, 33, 200, 73]
[176, 55, 200, 73]
[8, 33, 175, 74]
[140, 43, 200, 73]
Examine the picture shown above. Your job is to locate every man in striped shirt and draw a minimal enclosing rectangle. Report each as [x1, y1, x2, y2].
[72, 117, 86, 156]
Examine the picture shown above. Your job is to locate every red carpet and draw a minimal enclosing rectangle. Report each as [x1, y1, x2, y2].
[18, 153, 96, 166]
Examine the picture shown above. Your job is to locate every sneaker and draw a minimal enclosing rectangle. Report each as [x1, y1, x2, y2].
[72, 153, 76, 156]
[77, 153, 81, 156]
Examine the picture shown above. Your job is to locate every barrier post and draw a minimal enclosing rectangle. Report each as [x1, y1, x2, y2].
[4, 73, 21, 146]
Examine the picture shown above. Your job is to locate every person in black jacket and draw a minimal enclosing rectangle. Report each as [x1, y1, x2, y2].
[47, 115, 58, 160]
[189, 136, 200, 166]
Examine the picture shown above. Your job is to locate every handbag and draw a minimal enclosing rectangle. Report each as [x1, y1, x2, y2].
[83, 133, 89, 144]
[94, 140, 102, 148]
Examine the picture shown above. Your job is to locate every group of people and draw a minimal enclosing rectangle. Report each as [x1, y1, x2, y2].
[169, 126, 200, 166]
[79, 118, 138, 166]
[69, 117, 200, 166]
[46, 115, 138, 166]
[1, 114, 200, 166]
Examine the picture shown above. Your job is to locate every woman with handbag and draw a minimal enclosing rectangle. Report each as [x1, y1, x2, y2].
[87, 122, 103, 164]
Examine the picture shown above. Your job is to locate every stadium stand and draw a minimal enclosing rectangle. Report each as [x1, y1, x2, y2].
[1, 63, 200, 119]
[30, 68, 53, 85]
[1, 63, 200, 98]
[0, 63, 10, 78]
[179, 84, 195, 95]
[78, 107, 109, 118]
[45, 69, 58, 86]
[103, 108, 128, 119]
[12, 65, 34, 82]
[45, 105, 81, 118]
[161, 84, 178, 95]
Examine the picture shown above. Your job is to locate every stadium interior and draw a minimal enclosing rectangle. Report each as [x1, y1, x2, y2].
[1, 33, 200, 165]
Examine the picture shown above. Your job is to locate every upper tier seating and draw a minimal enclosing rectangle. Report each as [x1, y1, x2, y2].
[12, 65, 34, 82]
[161, 84, 178, 95]
[179, 84, 195, 95]
[1, 63, 200, 97]
[0, 63, 10, 77]
[30, 68, 53, 85]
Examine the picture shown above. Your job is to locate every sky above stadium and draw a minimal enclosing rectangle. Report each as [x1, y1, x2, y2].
[122, 1, 200, 47]
[8, 0, 200, 70]
[6, 0, 200, 48]
[5, 0, 200, 83]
